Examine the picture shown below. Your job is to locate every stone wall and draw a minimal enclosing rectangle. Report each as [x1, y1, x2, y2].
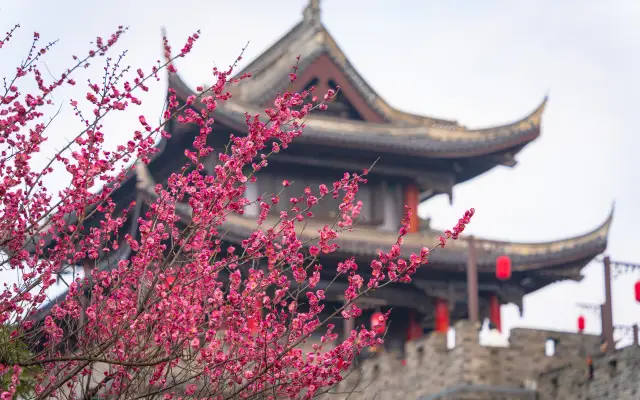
[324, 320, 604, 399]
[537, 345, 640, 400]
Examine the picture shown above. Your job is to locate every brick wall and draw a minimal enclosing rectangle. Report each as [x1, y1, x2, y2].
[322, 320, 608, 400]
[537, 345, 640, 400]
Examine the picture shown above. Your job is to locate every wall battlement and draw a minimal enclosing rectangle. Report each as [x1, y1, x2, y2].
[537, 344, 640, 399]
[322, 320, 639, 399]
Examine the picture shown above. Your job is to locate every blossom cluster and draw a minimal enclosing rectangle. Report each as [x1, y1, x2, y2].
[439, 208, 475, 247]
[0, 26, 472, 399]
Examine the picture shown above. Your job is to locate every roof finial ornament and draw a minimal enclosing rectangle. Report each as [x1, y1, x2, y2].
[303, 0, 321, 24]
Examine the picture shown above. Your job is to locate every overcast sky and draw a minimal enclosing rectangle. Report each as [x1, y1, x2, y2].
[1, 0, 639, 345]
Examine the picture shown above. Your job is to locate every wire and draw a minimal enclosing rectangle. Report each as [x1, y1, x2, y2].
[614, 324, 638, 331]
[595, 256, 640, 270]
[594, 257, 640, 279]
[576, 303, 601, 313]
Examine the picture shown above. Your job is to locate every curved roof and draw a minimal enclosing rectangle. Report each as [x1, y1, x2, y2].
[228, 1, 545, 139]
[170, 72, 546, 159]
[31, 189, 611, 322]
[161, 1, 549, 160]
[231, 3, 459, 128]
[151, 181, 612, 280]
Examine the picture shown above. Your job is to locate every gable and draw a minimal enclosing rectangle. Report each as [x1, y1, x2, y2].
[262, 53, 386, 123]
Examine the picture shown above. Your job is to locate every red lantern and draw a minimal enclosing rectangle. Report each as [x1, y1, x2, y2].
[496, 255, 512, 280]
[371, 312, 386, 335]
[247, 316, 259, 334]
[434, 298, 449, 333]
[635, 281, 640, 302]
[577, 315, 586, 332]
[248, 299, 262, 335]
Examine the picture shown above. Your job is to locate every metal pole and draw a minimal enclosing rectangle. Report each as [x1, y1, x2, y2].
[600, 304, 607, 350]
[467, 236, 479, 324]
[633, 324, 639, 347]
[603, 257, 615, 351]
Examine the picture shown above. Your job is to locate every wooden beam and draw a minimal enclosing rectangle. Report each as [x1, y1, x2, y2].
[313, 280, 431, 314]
[411, 279, 524, 312]
[489, 152, 518, 167]
[336, 295, 387, 309]
[269, 152, 453, 187]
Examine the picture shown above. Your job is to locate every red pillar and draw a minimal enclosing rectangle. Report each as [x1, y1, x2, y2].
[404, 182, 420, 233]
[407, 310, 423, 341]
[435, 298, 450, 333]
[490, 294, 502, 332]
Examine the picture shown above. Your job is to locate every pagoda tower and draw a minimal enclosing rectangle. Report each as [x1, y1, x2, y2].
[33, 0, 611, 354]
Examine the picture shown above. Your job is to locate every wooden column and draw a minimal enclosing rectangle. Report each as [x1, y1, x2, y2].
[603, 257, 615, 351]
[244, 180, 259, 218]
[202, 152, 217, 175]
[467, 237, 479, 324]
[403, 182, 420, 233]
[407, 310, 423, 341]
[489, 294, 502, 332]
[79, 260, 93, 331]
[434, 298, 450, 333]
[381, 181, 400, 231]
[344, 300, 354, 341]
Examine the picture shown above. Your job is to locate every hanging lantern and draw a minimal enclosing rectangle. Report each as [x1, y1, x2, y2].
[248, 299, 262, 335]
[635, 281, 640, 302]
[496, 255, 512, 280]
[164, 275, 176, 291]
[577, 315, 586, 332]
[247, 316, 259, 335]
[371, 311, 386, 335]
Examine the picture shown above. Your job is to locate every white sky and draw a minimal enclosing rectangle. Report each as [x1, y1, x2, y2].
[1, 0, 639, 345]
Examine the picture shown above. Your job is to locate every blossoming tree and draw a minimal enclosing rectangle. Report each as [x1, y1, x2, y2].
[0, 25, 473, 399]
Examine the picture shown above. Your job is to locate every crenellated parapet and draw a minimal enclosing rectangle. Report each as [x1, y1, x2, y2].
[324, 320, 605, 399]
[537, 345, 640, 399]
